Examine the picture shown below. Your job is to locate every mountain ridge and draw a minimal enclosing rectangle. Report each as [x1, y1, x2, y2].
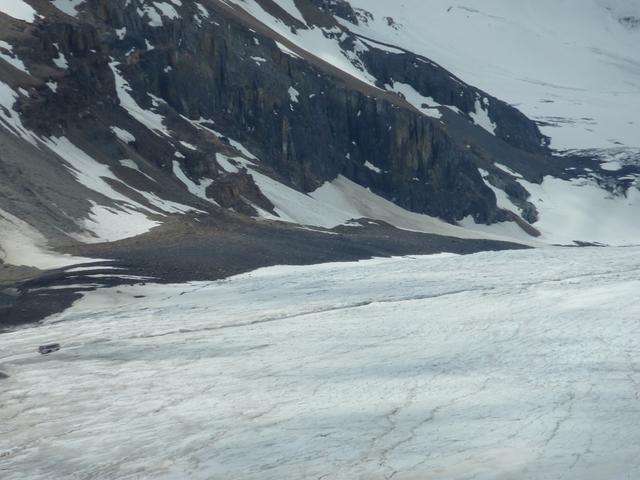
[0, 0, 638, 287]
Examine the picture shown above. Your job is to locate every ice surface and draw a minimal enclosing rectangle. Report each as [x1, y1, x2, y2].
[2, 247, 640, 479]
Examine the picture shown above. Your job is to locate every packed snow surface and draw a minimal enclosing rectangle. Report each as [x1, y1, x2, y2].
[2, 247, 640, 479]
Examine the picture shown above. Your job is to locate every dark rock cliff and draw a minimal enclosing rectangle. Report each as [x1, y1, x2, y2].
[2, 0, 563, 231]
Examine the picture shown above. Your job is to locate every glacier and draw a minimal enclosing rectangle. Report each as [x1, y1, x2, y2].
[2, 247, 640, 479]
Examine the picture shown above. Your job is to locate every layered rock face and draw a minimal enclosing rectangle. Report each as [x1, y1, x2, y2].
[3, 0, 635, 258]
[0, 1, 548, 226]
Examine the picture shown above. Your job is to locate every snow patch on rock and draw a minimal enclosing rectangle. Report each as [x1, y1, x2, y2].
[51, 0, 85, 17]
[0, 0, 38, 23]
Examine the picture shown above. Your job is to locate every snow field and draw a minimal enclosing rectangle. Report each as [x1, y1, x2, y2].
[2, 247, 640, 479]
[345, 0, 640, 151]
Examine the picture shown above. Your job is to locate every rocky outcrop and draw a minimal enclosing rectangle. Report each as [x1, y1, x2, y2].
[309, 0, 361, 25]
[207, 169, 276, 216]
[0, 0, 568, 236]
[98, 0, 548, 222]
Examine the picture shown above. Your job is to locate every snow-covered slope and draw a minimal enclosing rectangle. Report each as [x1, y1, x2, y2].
[1, 0, 639, 272]
[344, 0, 640, 152]
[217, 150, 539, 245]
[1, 0, 520, 267]
[0, 207, 95, 269]
[212, 0, 640, 245]
[2, 247, 640, 479]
